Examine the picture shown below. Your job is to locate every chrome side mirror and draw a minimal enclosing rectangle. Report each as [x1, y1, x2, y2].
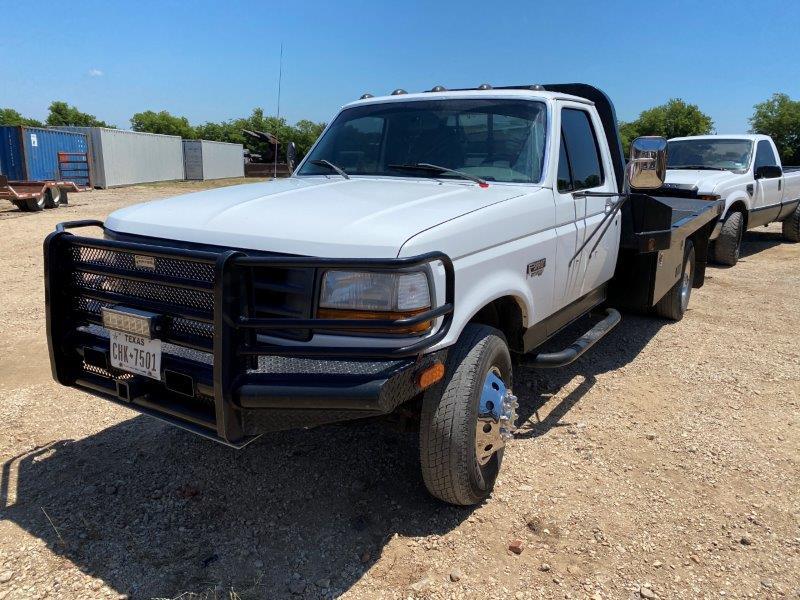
[627, 136, 667, 190]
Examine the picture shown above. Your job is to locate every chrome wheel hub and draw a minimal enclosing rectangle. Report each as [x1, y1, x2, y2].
[680, 257, 693, 312]
[475, 368, 518, 466]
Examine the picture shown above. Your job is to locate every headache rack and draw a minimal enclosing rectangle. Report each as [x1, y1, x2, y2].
[45, 220, 454, 446]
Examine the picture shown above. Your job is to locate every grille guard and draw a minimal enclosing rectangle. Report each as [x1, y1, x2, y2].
[44, 220, 455, 444]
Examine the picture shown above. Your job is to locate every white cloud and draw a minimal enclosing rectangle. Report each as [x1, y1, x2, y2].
[88, 68, 104, 77]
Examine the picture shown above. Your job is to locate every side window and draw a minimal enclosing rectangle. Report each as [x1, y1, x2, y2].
[753, 140, 778, 170]
[557, 134, 572, 192]
[560, 109, 604, 191]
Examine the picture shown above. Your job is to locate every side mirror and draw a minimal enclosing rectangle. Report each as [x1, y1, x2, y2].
[754, 165, 782, 180]
[626, 136, 667, 190]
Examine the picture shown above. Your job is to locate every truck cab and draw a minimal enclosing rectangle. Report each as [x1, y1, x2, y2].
[44, 84, 722, 505]
[664, 134, 800, 264]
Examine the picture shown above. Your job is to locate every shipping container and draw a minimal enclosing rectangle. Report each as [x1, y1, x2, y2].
[58, 127, 184, 188]
[0, 126, 90, 185]
[183, 140, 245, 180]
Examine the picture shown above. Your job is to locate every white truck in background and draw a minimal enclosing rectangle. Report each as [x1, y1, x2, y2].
[663, 134, 800, 265]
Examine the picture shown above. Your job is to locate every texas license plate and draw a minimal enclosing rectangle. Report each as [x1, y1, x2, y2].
[109, 330, 162, 380]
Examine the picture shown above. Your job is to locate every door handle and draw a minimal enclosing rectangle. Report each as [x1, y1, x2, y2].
[605, 198, 618, 212]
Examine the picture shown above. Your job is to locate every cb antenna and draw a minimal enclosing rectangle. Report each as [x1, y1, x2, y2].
[273, 42, 283, 180]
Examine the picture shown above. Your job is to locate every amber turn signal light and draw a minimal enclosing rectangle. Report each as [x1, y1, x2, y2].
[316, 307, 431, 334]
[417, 362, 445, 390]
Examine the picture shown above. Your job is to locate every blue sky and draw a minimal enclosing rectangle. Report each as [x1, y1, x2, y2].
[1, 0, 797, 133]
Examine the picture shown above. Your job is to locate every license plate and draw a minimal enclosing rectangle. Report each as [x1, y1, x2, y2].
[109, 330, 162, 380]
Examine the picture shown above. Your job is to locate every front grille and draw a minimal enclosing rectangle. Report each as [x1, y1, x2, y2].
[70, 244, 216, 352]
[70, 245, 215, 281]
[82, 361, 133, 380]
[171, 317, 214, 340]
[71, 271, 214, 312]
[68, 242, 318, 354]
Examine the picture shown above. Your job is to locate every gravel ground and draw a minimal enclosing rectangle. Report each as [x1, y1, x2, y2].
[0, 181, 798, 600]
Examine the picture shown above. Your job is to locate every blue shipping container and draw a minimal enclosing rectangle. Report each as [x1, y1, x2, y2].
[0, 126, 90, 185]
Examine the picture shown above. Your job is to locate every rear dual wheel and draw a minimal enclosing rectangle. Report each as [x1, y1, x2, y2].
[654, 240, 695, 321]
[419, 324, 518, 506]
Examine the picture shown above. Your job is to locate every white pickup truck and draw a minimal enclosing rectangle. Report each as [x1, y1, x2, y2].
[45, 84, 722, 505]
[664, 134, 800, 265]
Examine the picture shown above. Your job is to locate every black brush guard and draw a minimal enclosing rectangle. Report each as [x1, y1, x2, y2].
[45, 221, 454, 447]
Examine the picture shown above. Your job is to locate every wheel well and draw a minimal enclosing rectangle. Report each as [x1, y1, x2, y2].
[468, 296, 525, 352]
[727, 201, 748, 229]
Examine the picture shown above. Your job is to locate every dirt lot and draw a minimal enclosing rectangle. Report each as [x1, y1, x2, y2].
[0, 180, 798, 600]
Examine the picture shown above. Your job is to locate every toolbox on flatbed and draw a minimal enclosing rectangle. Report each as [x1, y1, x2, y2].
[611, 194, 722, 312]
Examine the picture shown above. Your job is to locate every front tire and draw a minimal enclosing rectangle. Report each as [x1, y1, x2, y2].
[655, 240, 695, 321]
[782, 204, 800, 242]
[419, 324, 513, 506]
[713, 211, 744, 265]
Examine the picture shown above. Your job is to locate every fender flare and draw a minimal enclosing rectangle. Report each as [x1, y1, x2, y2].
[443, 267, 534, 349]
[721, 191, 751, 225]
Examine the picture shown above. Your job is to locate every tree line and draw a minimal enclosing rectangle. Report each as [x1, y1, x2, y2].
[0, 102, 326, 161]
[1, 94, 799, 165]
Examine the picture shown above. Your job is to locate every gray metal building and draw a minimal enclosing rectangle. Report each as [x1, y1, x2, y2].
[58, 127, 184, 188]
[183, 140, 244, 180]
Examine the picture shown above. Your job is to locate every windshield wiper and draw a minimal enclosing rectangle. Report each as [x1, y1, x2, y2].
[388, 163, 488, 187]
[310, 159, 350, 179]
[669, 165, 728, 171]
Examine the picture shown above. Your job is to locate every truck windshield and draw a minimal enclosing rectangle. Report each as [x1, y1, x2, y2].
[667, 139, 753, 172]
[297, 99, 547, 184]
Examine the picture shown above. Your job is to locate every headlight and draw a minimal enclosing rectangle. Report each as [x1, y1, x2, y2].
[318, 270, 432, 334]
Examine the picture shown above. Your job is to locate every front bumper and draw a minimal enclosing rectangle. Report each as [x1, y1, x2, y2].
[45, 221, 454, 447]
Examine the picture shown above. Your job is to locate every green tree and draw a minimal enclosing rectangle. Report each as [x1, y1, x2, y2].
[46, 101, 111, 127]
[131, 110, 197, 138]
[292, 119, 327, 157]
[618, 121, 640, 156]
[620, 99, 714, 154]
[0, 108, 43, 127]
[194, 108, 325, 160]
[749, 93, 800, 165]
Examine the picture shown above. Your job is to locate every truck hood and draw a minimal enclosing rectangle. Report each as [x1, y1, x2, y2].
[664, 169, 740, 194]
[105, 177, 529, 258]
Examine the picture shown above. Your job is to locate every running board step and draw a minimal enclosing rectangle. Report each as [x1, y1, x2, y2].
[528, 308, 621, 368]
